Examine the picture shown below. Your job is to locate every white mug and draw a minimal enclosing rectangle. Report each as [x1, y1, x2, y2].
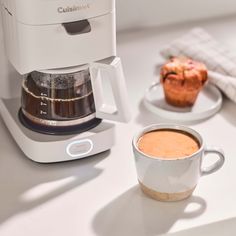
[132, 124, 225, 202]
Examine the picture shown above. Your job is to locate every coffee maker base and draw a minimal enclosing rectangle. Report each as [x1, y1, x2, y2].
[0, 98, 115, 163]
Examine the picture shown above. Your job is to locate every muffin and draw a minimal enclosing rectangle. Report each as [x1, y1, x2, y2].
[160, 57, 208, 107]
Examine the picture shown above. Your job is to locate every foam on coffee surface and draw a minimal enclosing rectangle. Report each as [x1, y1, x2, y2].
[138, 129, 199, 159]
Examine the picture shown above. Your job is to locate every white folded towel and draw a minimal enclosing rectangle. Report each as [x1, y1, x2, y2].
[160, 28, 236, 103]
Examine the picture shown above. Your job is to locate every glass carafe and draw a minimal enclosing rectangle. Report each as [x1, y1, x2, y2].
[20, 57, 131, 135]
[21, 68, 97, 131]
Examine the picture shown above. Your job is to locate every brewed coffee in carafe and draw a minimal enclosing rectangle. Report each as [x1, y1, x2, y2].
[20, 68, 101, 135]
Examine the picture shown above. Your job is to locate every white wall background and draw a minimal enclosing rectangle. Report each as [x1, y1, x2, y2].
[116, 0, 236, 31]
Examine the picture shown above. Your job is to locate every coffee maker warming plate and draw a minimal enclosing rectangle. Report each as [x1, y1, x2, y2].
[0, 98, 115, 163]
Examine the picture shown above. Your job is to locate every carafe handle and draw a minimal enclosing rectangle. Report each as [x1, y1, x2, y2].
[90, 57, 131, 122]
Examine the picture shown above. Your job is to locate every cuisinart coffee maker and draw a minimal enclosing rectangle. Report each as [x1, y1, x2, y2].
[0, 0, 131, 163]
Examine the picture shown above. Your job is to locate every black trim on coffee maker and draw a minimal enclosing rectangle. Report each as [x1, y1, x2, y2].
[18, 109, 102, 136]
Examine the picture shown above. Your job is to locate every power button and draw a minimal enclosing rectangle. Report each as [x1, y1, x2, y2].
[66, 139, 93, 158]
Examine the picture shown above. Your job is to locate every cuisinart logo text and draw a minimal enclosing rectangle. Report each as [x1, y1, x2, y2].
[57, 4, 90, 13]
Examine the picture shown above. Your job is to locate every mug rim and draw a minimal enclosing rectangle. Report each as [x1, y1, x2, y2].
[132, 123, 204, 162]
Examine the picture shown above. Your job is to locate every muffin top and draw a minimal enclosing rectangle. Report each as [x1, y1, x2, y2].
[160, 57, 208, 90]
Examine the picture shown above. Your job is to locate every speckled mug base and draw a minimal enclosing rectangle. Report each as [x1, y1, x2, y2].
[139, 180, 196, 202]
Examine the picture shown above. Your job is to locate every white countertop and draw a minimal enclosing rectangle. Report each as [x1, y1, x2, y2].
[1, 15, 236, 236]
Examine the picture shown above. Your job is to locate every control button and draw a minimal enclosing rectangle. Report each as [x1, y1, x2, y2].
[66, 139, 93, 158]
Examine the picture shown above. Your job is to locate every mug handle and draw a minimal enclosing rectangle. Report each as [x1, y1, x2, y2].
[201, 147, 225, 176]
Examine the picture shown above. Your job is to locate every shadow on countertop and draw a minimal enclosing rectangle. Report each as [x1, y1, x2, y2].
[220, 98, 236, 127]
[0, 116, 109, 224]
[92, 185, 207, 236]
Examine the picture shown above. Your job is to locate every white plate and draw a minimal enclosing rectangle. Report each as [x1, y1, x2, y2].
[144, 82, 223, 122]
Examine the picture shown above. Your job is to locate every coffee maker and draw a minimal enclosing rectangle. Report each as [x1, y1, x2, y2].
[0, 0, 131, 163]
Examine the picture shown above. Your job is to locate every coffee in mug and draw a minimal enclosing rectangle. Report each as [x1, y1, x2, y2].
[133, 124, 225, 202]
[137, 129, 200, 160]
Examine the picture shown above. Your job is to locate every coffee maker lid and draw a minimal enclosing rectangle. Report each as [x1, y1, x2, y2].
[39, 64, 89, 75]
[1, 0, 114, 25]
